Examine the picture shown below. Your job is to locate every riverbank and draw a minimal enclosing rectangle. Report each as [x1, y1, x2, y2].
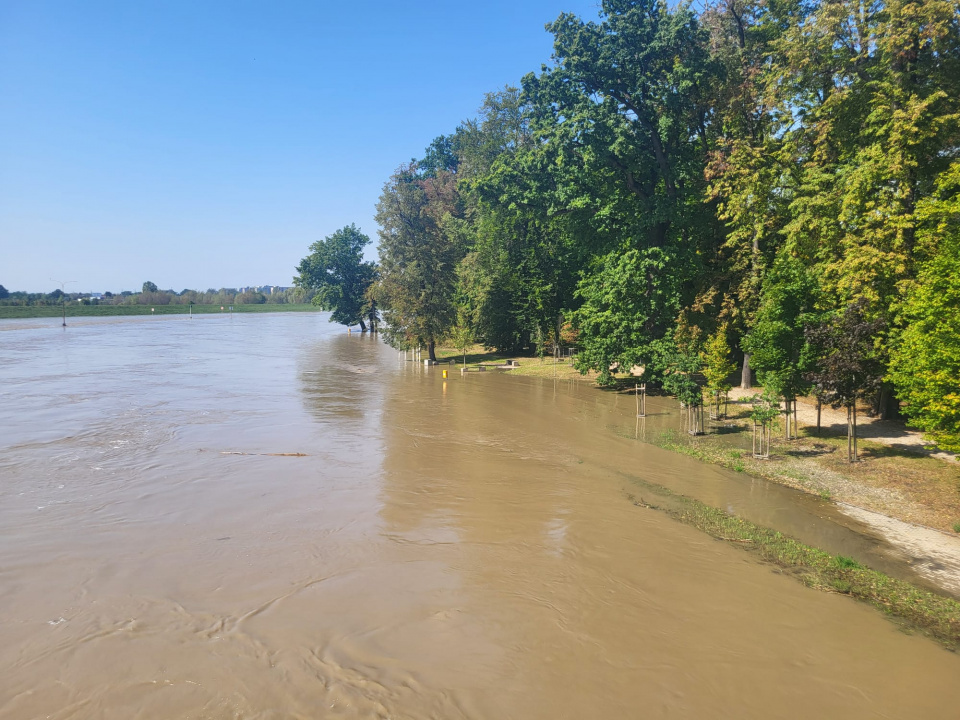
[0, 303, 322, 319]
[437, 346, 959, 529]
[437, 345, 960, 601]
[627, 477, 960, 651]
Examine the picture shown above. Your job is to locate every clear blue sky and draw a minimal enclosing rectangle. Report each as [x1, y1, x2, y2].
[0, 0, 601, 293]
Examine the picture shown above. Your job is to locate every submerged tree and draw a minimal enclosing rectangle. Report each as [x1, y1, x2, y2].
[295, 224, 377, 331]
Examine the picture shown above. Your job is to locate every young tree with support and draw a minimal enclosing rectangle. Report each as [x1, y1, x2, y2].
[805, 300, 886, 463]
[701, 324, 736, 420]
[743, 254, 821, 439]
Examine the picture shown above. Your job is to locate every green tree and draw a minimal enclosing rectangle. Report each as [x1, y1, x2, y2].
[571, 247, 682, 386]
[0, 284, 8, 300]
[142, 281, 158, 293]
[295, 224, 377, 331]
[701, 323, 737, 419]
[743, 253, 821, 438]
[373, 165, 462, 360]
[888, 163, 960, 451]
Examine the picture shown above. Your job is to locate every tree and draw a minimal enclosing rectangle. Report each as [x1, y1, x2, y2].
[142, 281, 158, 293]
[661, 338, 706, 435]
[373, 164, 462, 361]
[295, 224, 377, 331]
[805, 300, 886, 462]
[888, 163, 960, 451]
[0, 284, 8, 300]
[701, 323, 737, 419]
[572, 247, 682, 386]
[743, 253, 821, 438]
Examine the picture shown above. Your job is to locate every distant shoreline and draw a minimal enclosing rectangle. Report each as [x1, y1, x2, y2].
[0, 303, 324, 319]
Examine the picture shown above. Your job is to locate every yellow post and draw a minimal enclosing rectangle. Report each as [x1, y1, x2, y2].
[442, 369, 448, 378]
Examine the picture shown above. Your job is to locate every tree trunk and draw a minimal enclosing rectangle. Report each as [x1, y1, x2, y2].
[876, 382, 898, 420]
[847, 405, 853, 462]
[428, 338, 437, 362]
[358, 318, 367, 332]
[852, 403, 858, 462]
[740, 353, 752, 390]
[816, 398, 822, 436]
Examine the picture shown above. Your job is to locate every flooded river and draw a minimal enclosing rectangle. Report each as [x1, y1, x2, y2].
[2, 313, 960, 719]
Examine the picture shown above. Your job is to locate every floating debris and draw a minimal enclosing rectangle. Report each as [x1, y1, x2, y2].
[219, 452, 308, 457]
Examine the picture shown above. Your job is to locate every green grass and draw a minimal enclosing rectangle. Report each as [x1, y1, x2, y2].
[953, 522, 960, 534]
[652, 429, 751, 473]
[627, 479, 960, 650]
[0, 303, 323, 319]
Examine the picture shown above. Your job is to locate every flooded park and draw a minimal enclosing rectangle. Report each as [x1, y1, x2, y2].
[3, 312, 960, 719]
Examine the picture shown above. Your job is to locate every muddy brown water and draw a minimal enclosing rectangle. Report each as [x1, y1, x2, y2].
[2, 313, 960, 719]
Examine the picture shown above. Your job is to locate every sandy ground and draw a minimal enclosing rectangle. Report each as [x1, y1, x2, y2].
[728, 387, 957, 463]
[728, 388, 960, 596]
[838, 502, 960, 596]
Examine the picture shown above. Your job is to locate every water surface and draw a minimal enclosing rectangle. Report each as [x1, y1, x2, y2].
[2, 313, 959, 719]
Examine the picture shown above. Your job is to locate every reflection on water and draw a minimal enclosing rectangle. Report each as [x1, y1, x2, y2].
[2, 313, 960, 719]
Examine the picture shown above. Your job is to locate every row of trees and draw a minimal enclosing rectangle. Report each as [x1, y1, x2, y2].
[296, 0, 960, 454]
[0, 283, 311, 307]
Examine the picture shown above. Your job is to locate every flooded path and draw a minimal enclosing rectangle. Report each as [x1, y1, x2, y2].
[2, 314, 960, 719]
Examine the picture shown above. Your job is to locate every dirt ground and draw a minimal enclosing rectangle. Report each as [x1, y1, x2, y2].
[728, 387, 957, 463]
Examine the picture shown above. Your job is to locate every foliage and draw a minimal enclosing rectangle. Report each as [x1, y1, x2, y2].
[805, 299, 886, 410]
[571, 247, 681, 386]
[701, 323, 736, 400]
[295, 224, 376, 330]
[0, 284, 8, 300]
[372, 165, 463, 359]
[349, 0, 960, 435]
[748, 389, 783, 426]
[142, 281, 158, 293]
[889, 165, 960, 451]
[743, 253, 821, 401]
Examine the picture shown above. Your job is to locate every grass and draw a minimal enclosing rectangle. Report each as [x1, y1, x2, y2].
[638, 399, 960, 532]
[953, 522, 960, 534]
[627, 478, 960, 650]
[434, 343, 596, 382]
[0, 303, 323, 319]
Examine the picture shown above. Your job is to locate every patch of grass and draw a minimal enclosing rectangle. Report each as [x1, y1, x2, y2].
[834, 554, 863, 569]
[652, 430, 751, 474]
[627, 479, 960, 650]
[434, 344, 595, 382]
[953, 522, 960, 534]
[819, 489, 833, 501]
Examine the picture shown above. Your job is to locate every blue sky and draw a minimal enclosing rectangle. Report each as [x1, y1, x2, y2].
[0, 0, 601, 293]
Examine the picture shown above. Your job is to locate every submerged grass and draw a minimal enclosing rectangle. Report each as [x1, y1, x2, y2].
[627, 479, 960, 651]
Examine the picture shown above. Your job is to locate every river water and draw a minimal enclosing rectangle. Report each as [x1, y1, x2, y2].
[2, 313, 959, 719]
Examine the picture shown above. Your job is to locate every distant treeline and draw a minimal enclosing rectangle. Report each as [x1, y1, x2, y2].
[0, 283, 313, 308]
[299, 0, 960, 453]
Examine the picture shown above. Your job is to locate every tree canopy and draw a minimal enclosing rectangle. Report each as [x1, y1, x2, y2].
[295, 224, 377, 331]
[310, 0, 960, 451]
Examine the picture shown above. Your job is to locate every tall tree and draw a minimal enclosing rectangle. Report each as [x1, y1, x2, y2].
[373, 164, 462, 361]
[743, 252, 822, 438]
[888, 162, 960, 451]
[294, 224, 377, 331]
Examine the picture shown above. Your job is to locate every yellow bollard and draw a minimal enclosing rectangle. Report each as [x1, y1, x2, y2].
[442, 369, 448, 378]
